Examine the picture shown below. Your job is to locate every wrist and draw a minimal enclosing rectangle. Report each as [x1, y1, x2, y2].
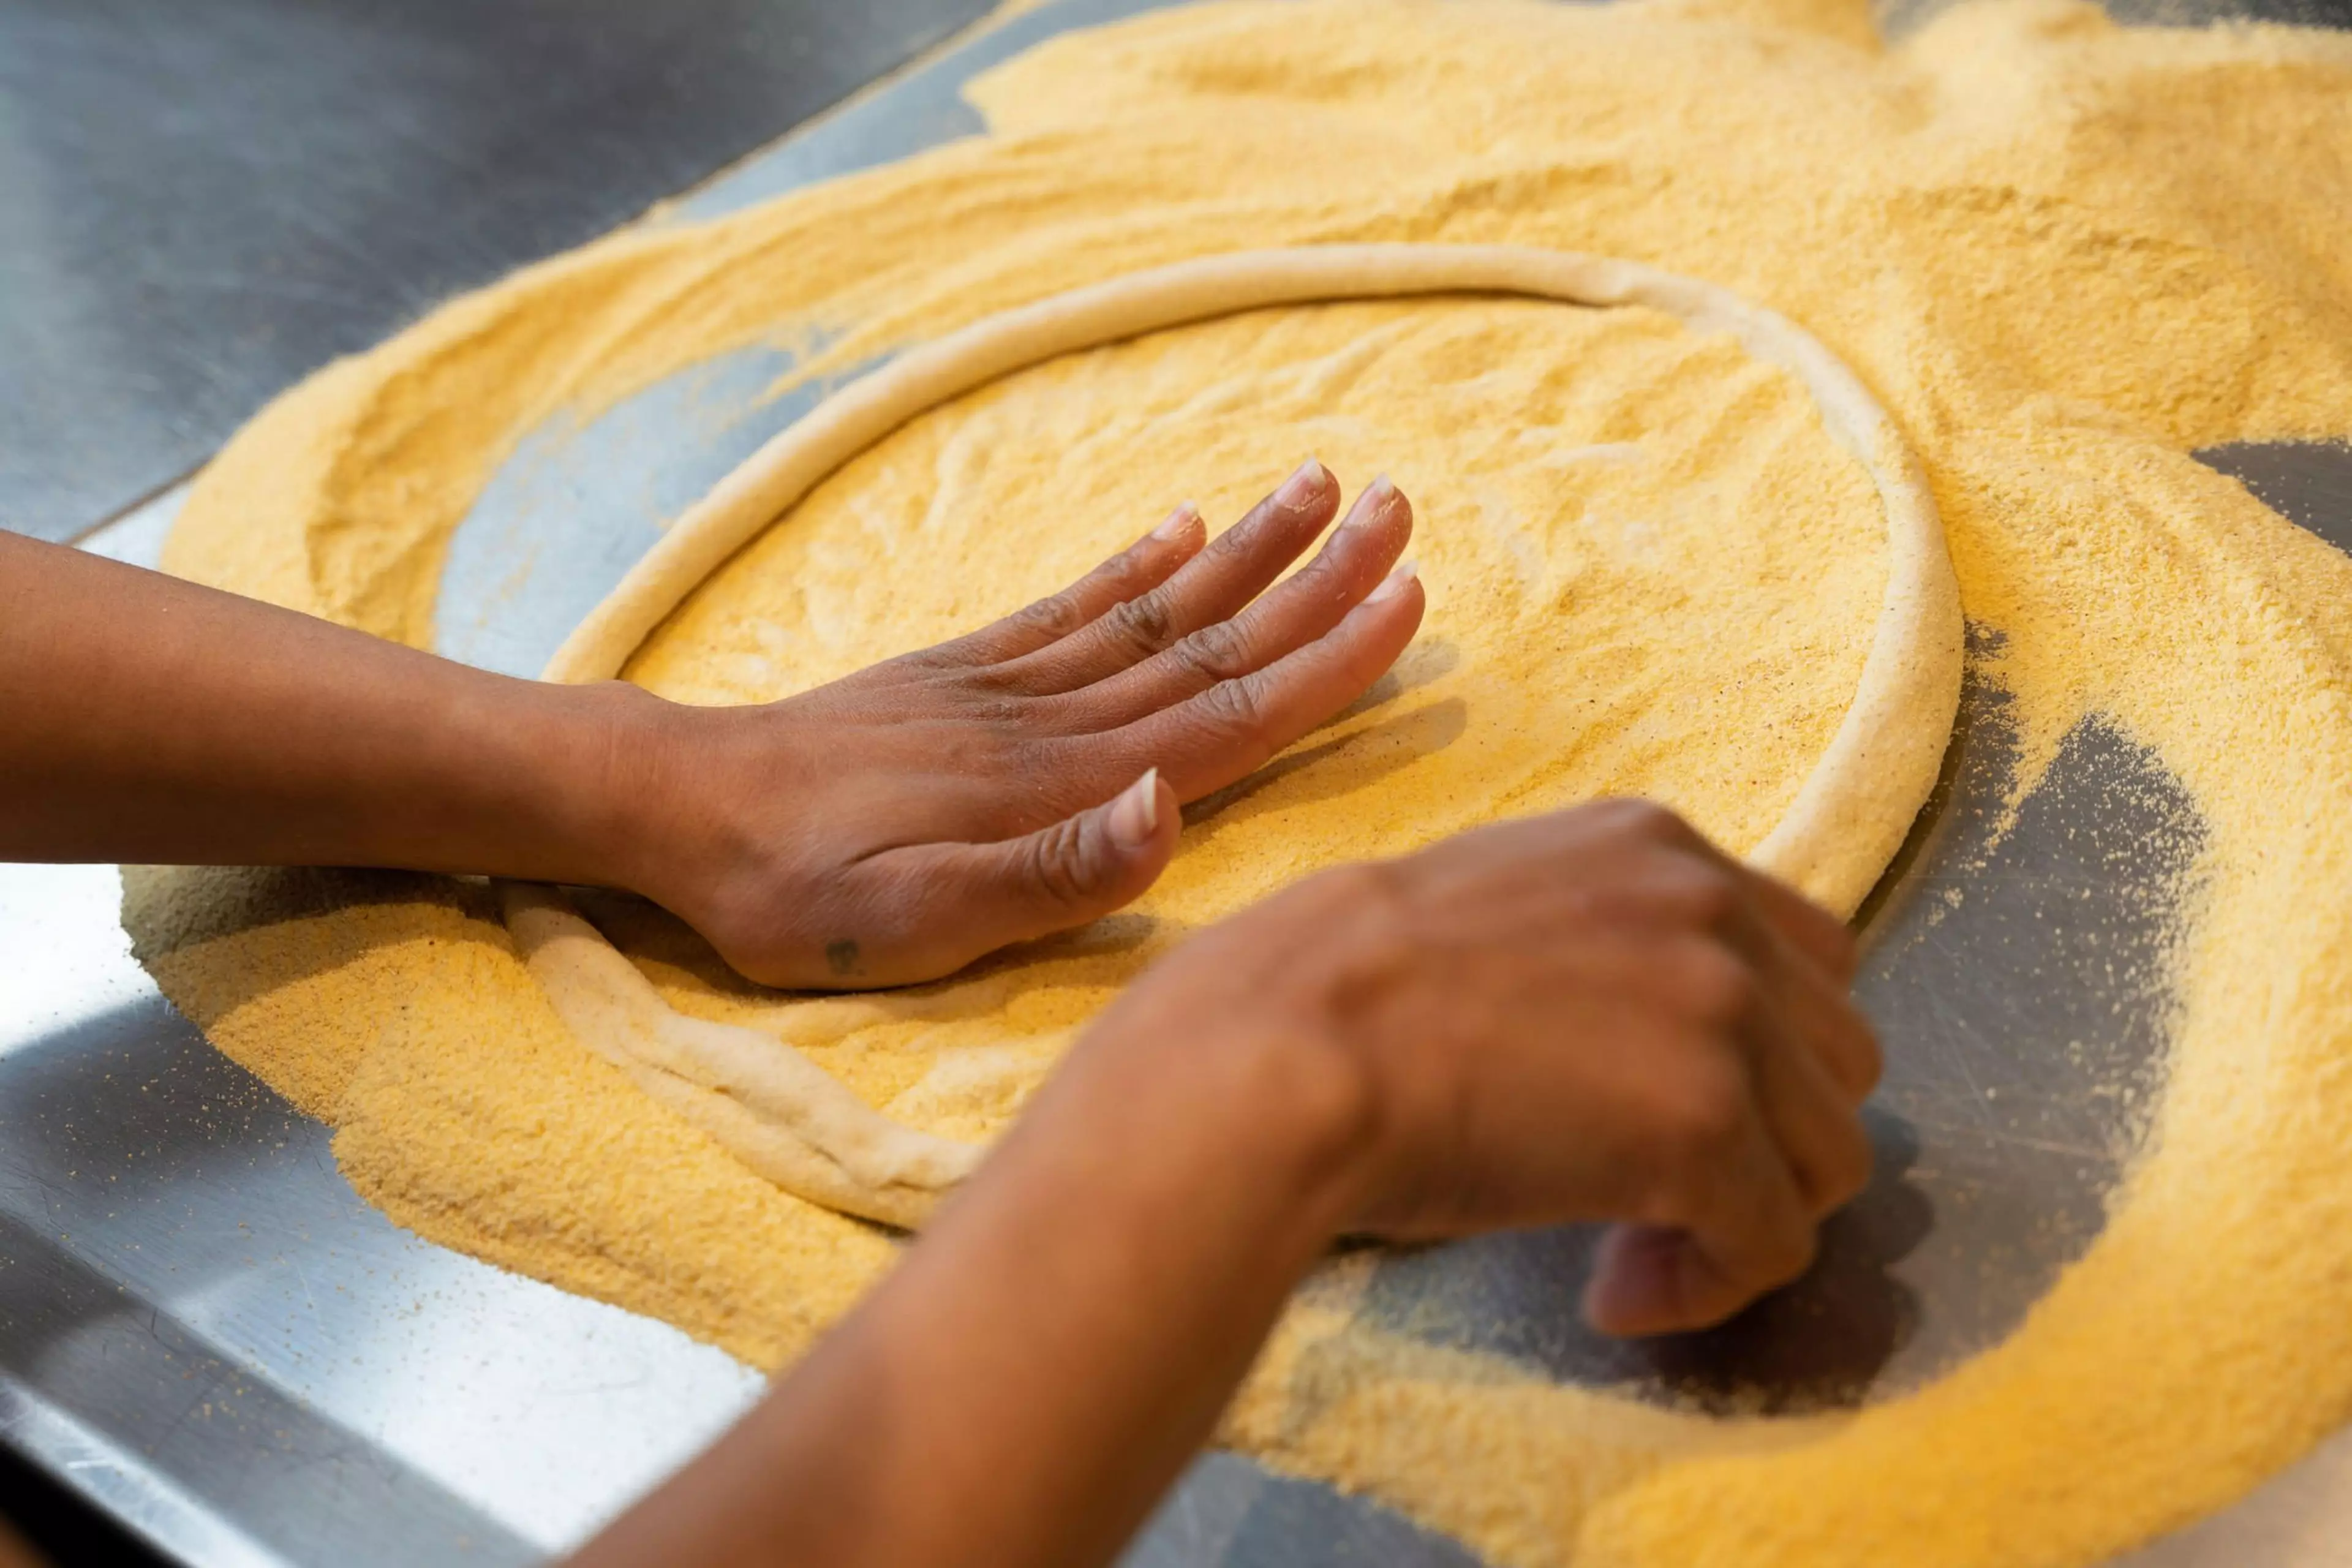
[1099, 865, 1428, 1238]
[1061, 954, 1390, 1250]
[480, 677, 679, 890]
[1205, 1016, 1388, 1241]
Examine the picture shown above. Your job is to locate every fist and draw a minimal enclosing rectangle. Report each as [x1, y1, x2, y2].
[1112, 800, 1881, 1337]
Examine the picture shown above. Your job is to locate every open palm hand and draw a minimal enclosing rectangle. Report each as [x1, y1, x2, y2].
[624, 461, 1422, 990]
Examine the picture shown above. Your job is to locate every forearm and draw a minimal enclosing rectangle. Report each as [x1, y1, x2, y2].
[575, 1007, 1374, 1568]
[0, 530, 651, 880]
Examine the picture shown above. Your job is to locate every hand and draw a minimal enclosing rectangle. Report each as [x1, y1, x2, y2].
[617, 460, 1422, 990]
[564, 804, 1876, 1568]
[1082, 799, 1881, 1336]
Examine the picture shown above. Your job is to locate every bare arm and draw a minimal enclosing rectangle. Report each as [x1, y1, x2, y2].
[573, 804, 1880, 1567]
[1, 461, 1417, 986]
[0, 526, 649, 880]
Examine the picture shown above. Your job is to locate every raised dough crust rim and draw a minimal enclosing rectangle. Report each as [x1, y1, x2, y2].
[499, 243, 1964, 1227]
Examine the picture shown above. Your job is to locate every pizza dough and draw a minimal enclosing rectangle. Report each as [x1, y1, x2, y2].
[503, 243, 1961, 1226]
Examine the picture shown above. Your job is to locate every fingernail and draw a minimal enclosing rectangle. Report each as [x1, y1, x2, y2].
[1107, 767, 1161, 850]
[1278, 456, 1327, 508]
[1149, 503, 1201, 543]
[1342, 475, 1403, 537]
[1365, 559, 1419, 603]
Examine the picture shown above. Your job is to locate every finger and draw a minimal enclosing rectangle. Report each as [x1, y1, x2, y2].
[1049, 478, 1412, 731]
[1643, 933, 1868, 1216]
[830, 770, 1177, 987]
[1743, 991, 1876, 1214]
[994, 459, 1341, 694]
[1760, 922, 1882, 1102]
[930, 505, 1206, 666]
[1389, 799, 1680, 903]
[1618, 833, 1877, 1102]
[1610, 802, 1861, 985]
[1072, 562, 1425, 801]
[1585, 1104, 1814, 1337]
[1739, 868, 1862, 985]
[1582, 1226, 1696, 1336]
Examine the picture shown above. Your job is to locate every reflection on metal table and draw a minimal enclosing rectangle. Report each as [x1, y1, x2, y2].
[0, 0, 995, 543]
[4, 1, 2352, 1564]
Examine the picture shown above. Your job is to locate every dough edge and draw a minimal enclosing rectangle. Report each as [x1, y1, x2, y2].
[502, 243, 1963, 1225]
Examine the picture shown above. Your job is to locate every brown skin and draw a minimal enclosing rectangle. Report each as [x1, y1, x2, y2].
[0, 460, 1415, 986]
[637, 459, 1427, 989]
[573, 802, 1877, 1568]
[1, 464, 1878, 1567]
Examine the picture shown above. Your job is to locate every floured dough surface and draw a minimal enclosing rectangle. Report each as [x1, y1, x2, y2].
[614, 296, 1887, 1127]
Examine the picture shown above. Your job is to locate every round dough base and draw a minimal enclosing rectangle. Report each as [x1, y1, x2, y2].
[505, 243, 1962, 1225]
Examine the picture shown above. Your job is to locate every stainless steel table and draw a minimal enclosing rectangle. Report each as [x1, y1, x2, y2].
[6, 1, 2352, 1562]
[0, 0, 995, 543]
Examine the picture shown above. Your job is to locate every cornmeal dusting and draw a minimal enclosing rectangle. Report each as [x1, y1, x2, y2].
[126, 1, 2352, 1563]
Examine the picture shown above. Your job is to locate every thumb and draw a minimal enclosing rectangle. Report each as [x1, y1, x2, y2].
[848, 770, 1178, 984]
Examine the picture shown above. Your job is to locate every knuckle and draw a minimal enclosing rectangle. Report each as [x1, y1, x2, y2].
[1169, 619, 1255, 685]
[1659, 1057, 1752, 1168]
[1191, 674, 1270, 742]
[1646, 857, 1744, 935]
[1017, 587, 1090, 643]
[1678, 943, 1760, 1030]
[1285, 548, 1351, 606]
[1217, 506, 1278, 550]
[1105, 591, 1179, 657]
[1597, 797, 1689, 844]
[1021, 814, 1106, 908]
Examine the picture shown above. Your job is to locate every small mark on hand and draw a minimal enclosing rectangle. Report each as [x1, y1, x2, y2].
[825, 939, 862, 978]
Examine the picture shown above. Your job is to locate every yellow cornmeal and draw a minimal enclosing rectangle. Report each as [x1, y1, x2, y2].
[124, 0, 2352, 1564]
[613, 296, 1887, 1123]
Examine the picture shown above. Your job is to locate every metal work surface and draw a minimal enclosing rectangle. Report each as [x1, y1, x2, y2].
[6, 1, 2352, 1564]
[0, 0, 994, 544]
